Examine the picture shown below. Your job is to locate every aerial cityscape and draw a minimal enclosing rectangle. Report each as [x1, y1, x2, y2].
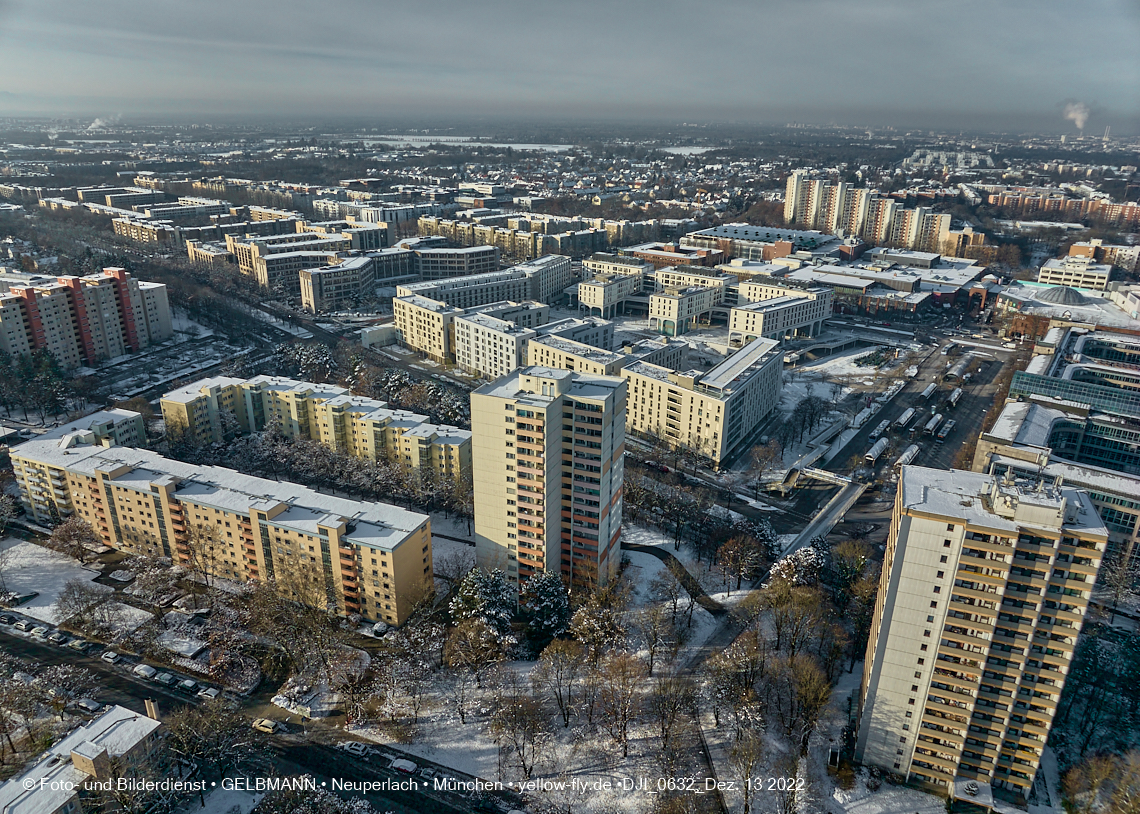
[0, 2, 1137, 814]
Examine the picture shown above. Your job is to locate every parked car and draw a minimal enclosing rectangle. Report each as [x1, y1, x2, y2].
[13, 620, 31, 631]
[30, 626, 49, 639]
[251, 718, 280, 734]
[73, 698, 103, 714]
[100, 651, 121, 664]
[67, 639, 89, 651]
[197, 686, 221, 700]
[338, 742, 368, 757]
[391, 758, 418, 774]
[132, 664, 157, 680]
[46, 632, 68, 645]
[0, 615, 16, 625]
[153, 672, 176, 686]
[176, 679, 198, 693]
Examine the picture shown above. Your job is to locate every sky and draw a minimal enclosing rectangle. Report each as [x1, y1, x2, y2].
[0, 0, 1138, 133]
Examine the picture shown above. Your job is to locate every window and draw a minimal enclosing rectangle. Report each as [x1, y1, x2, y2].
[915, 671, 922, 678]
[907, 699, 915, 705]
[944, 540, 952, 547]
[933, 586, 941, 594]
[927, 615, 934, 622]
[920, 644, 928, 651]
[940, 556, 948, 563]
[930, 601, 938, 608]
[923, 630, 931, 637]
[911, 684, 918, 692]
[917, 658, 925, 665]
[948, 524, 956, 531]
[936, 570, 944, 578]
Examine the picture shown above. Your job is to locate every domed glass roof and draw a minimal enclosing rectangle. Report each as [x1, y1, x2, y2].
[1036, 285, 1086, 306]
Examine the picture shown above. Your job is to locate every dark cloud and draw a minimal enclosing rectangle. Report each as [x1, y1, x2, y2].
[1, 0, 1138, 131]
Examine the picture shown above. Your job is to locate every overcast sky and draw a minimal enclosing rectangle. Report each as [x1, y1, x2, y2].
[1, 0, 1138, 133]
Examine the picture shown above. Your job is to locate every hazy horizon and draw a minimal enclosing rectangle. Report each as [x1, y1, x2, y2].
[1, 0, 1138, 135]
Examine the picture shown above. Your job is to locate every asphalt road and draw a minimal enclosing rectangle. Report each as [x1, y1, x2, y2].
[0, 628, 197, 716]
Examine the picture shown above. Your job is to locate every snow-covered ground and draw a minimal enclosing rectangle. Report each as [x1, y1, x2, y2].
[185, 786, 263, 814]
[0, 538, 106, 625]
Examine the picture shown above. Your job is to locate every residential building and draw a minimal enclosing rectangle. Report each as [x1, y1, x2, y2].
[649, 285, 721, 336]
[581, 252, 655, 281]
[728, 294, 830, 347]
[526, 335, 685, 377]
[0, 267, 172, 366]
[1067, 238, 1140, 272]
[856, 466, 1107, 804]
[12, 437, 433, 624]
[397, 255, 572, 308]
[414, 245, 501, 279]
[1037, 256, 1112, 291]
[0, 705, 162, 814]
[471, 367, 627, 589]
[161, 375, 471, 483]
[392, 295, 466, 362]
[621, 338, 783, 467]
[577, 273, 642, 318]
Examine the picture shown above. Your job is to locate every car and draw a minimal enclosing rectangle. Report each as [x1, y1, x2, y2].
[153, 672, 176, 686]
[132, 664, 157, 680]
[30, 626, 49, 639]
[197, 686, 221, 700]
[100, 651, 122, 663]
[390, 758, 418, 774]
[338, 742, 368, 757]
[67, 639, 89, 651]
[418, 767, 436, 780]
[47, 632, 68, 645]
[0, 615, 15, 625]
[176, 679, 198, 693]
[251, 718, 280, 734]
[73, 698, 103, 714]
[12, 620, 31, 631]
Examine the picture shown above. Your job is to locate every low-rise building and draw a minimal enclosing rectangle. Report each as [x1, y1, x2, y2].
[1037, 255, 1112, 291]
[0, 705, 162, 814]
[1067, 238, 1140, 272]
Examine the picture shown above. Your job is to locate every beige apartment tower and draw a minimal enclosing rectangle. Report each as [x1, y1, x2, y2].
[471, 367, 626, 590]
[856, 466, 1107, 807]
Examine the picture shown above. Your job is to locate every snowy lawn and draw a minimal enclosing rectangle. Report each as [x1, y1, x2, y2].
[0, 537, 107, 625]
[186, 786, 263, 814]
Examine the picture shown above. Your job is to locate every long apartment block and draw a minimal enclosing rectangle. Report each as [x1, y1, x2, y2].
[12, 435, 432, 625]
[471, 367, 626, 589]
[396, 254, 572, 309]
[856, 467, 1106, 804]
[0, 267, 172, 367]
[161, 375, 471, 483]
[621, 337, 783, 467]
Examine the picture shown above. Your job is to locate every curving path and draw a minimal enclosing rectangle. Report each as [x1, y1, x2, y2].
[621, 541, 727, 617]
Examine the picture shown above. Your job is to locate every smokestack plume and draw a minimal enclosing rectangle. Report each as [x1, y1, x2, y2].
[1063, 102, 1089, 131]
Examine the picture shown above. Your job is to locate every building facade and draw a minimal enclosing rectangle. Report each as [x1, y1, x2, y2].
[0, 267, 172, 367]
[621, 338, 782, 467]
[12, 437, 433, 624]
[160, 375, 471, 484]
[856, 466, 1106, 803]
[471, 367, 627, 590]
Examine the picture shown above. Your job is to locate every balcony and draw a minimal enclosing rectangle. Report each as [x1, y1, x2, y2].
[925, 698, 972, 718]
[949, 597, 998, 618]
[958, 568, 1006, 587]
[920, 728, 966, 748]
[912, 751, 959, 774]
[952, 585, 999, 603]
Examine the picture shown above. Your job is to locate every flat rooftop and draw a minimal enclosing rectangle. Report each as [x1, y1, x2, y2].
[700, 337, 781, 391]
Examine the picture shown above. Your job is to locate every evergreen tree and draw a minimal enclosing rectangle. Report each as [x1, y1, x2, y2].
[520, 571, 570, 646]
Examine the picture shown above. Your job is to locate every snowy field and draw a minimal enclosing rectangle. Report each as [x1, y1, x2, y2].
[0, 538, 106, 625]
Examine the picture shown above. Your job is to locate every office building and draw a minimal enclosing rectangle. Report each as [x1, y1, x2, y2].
[622, 242, 723, 270]
[0, 705, 162, 814]
[856, 466, 1106, 803]
[681, 222, 840, 261]
[160, 375, 471, 484]
[621, 338, 782, 467]
[0, 267, 172, 367]
[471, 367, 627, 589]
[11, 436, 433, 624]
[1036, 256, 1112, 291]
[577, 273, 642, 318]
[582, 253, 655, 281]
[975, 328, 1140, 561]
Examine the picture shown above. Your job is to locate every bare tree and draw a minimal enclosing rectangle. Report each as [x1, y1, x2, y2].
[730, 729, 766, 814]
[597, 652, 645, 757]
[47, 517, 101, 561]
[532, 638, 583, 728]
[488, 693, 553, 780]
[631, 604, 677, 677]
